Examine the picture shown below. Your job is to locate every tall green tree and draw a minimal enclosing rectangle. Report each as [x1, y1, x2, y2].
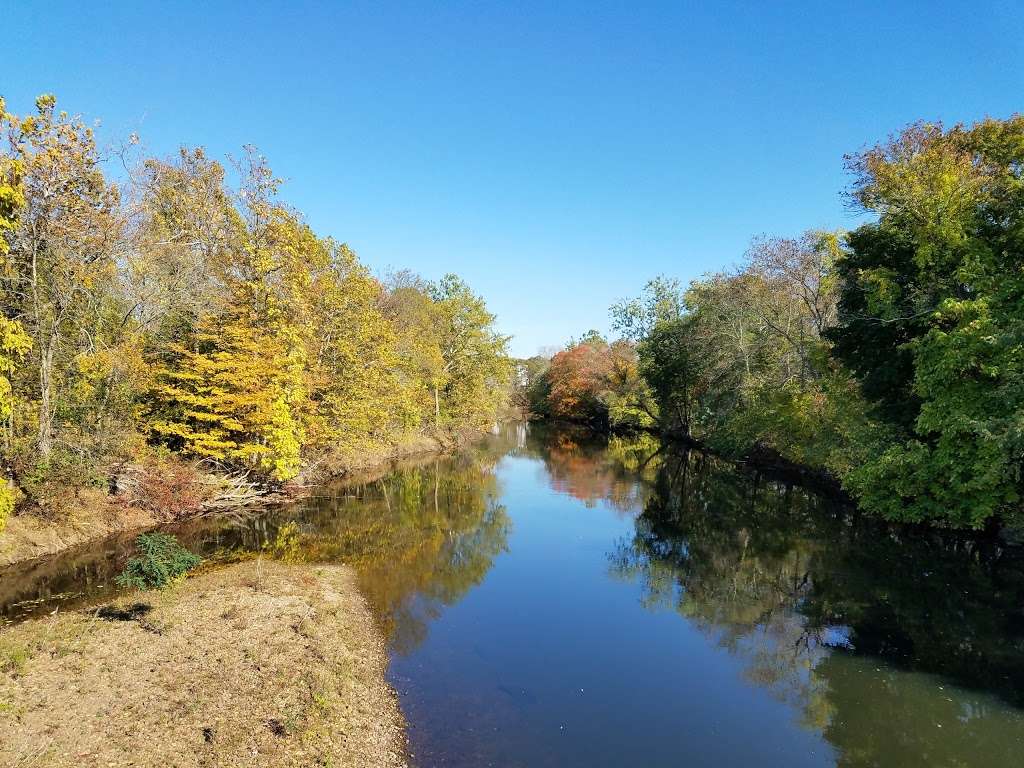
[829, 118, 1024, 526]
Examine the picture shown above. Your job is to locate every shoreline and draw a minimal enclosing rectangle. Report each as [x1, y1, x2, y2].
[0, 428, 484, 570]
[0, 560, 408, 767]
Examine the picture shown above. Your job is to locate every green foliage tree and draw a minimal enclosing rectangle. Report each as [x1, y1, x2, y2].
[829, 118, 1024, 526]
[430, 274, 512, 427]
[637, 319, 701, 436]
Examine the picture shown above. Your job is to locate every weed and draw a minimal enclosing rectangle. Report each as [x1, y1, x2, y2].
[312, 690, 331, 712]
[0, 643, 30, 675]
[115, 533, 201, 590]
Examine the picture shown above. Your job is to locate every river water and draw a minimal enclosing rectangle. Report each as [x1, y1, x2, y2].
[3, 423, 1024, 766]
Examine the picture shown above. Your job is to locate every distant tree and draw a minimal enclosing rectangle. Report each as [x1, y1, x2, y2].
[637, 319, 699, 436]
[430, 274, 512, 427]
[511, 355, 550, 416]
[610, 276, 686, 342]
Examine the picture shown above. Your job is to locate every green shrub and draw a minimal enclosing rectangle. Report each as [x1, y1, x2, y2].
[116, 533, 201, 590]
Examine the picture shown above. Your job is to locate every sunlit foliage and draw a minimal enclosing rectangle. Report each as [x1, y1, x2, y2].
[0, 94, 512, 521]
[547, 114, 1024, 529]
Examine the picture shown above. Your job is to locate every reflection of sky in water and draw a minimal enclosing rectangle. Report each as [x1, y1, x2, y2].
[823, 625, 854, 650]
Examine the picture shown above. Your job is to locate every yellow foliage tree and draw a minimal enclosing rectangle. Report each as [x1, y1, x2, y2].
[300, 241, 418, 452]
[150, 317, 304, 481]
[146, 150, 306, 481]
[0, 97, 30, 530]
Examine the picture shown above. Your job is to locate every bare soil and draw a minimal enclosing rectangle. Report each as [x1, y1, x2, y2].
[0, 561, 408, 767]
[0, 494, 161, 569]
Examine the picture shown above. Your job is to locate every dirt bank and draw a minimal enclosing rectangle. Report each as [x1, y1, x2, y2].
[0, 560, 407, 767]
[0, 431, 457, 568]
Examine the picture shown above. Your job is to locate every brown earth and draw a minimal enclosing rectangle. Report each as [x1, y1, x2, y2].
[0, 431, 453, 568]
[0, 561, 408, 767]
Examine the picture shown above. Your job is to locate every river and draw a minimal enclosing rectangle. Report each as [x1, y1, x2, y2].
[3, 423, 1024, 766]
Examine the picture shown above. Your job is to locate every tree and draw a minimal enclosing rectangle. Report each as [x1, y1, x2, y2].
[2, 95, 126, 461]
[380, 270, 446, 424]
[828, 117, 1024, 526]
[610, 275, 686, 342]
[511, 354, 551, 417]
[301, 243, 417, 451]
[0, 98, 30, 529]
[146, 149, 306, 480]
[545, 333, 614, 425]
[637, 319, 700, 436]
[430, 274, 511, 427]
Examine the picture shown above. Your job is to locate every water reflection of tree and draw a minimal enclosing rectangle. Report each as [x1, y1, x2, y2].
[268, 451, 511, 654]
[815, 652, 1024, 767]
[800, 519, 1024, 709]
[608, 447, 836, 727]
[608, 441, 1024, 763]
[524, 425, 659, 512]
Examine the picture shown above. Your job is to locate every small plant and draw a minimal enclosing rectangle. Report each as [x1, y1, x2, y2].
[116, 455, 210, 522]
[21, 447, 106, 512]
[0, 481, 13, 534]
[116, 532, 201, 590]
[0, 642, 30, 675]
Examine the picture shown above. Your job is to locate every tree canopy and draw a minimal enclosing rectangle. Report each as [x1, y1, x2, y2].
[0, 95, 512, 524]
[538, 114, 1024, 530]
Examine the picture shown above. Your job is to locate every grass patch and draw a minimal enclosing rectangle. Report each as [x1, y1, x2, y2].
[0, 643, 30, 675]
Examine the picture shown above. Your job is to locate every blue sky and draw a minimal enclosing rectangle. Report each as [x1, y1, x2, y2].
[6, 1, 1023, 356]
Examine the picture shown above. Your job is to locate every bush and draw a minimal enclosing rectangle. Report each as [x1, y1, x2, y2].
[115, 455, 210, 521]
[19, 446, 106, 517]
[116, 533, 201, 590]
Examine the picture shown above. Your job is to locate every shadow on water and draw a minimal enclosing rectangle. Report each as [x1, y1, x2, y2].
[3, 422, 1024, 766]
[604, 434, 1024, 766]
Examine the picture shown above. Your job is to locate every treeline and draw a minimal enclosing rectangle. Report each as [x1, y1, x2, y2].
[523, 115, 1024, 529]
[0, 95, 511, 530]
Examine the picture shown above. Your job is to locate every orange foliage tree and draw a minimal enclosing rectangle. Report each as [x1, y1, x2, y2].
[545, 332, 615, 424]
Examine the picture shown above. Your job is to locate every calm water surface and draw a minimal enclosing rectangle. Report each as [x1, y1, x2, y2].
[3, 423, 1024, 766]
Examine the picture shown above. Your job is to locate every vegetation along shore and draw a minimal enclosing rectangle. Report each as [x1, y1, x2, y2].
[0, 95, 512, 564]
[519, 115, 1024, 532]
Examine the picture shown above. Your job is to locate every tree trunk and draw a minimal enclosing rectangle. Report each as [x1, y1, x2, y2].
[38, 341, 53, 457]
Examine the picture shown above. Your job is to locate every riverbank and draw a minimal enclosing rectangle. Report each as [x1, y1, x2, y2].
[0, 429, 478, 569]
[0, 560, 407, 767]
[533, 416, 849, 498]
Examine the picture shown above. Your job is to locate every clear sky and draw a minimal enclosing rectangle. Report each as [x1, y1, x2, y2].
[5, 1, 1023, 356]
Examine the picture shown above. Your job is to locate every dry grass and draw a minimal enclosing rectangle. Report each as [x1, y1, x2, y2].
[0, 561, 407, 768]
